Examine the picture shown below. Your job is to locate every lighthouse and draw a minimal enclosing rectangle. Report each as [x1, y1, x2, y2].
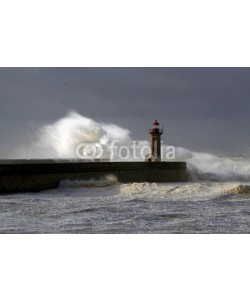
[146, 120, 163, 162]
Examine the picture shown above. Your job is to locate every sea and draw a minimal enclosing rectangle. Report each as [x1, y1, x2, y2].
[0, 174, 249, 234]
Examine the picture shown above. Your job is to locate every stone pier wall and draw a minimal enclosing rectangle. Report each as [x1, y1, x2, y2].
[0, 161, 188, 194]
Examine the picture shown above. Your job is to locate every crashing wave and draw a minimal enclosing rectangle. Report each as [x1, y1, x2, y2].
[59, 174, 118, 188]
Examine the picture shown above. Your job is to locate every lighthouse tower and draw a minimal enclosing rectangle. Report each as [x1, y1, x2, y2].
[146, 120, 163, 162]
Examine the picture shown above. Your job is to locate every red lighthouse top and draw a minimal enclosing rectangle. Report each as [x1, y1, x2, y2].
[153, 120, 160, 126]
[150, 119, 163, 135]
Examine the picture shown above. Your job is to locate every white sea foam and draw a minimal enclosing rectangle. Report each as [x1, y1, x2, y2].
[57, 175, 250, 202]
[119, 182, 250, 201]
[174, 147, 250, 181]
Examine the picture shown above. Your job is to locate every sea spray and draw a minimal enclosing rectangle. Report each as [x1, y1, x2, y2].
[8, 111, 250, 182]
[35, 111, 176, 161]
[174, 147, 250, 181]
[36, 111, 131, 159]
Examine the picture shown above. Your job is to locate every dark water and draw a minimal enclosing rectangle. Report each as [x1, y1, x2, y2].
[0, 179, 249, 233]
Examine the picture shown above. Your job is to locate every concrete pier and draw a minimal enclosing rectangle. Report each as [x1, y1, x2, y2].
[0, 160, 188, 194]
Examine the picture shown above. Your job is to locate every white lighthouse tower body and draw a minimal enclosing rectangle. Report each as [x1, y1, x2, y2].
[146, 120, 163, 162]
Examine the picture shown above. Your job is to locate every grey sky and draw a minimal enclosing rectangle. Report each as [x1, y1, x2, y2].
[0, 67, 250, 157]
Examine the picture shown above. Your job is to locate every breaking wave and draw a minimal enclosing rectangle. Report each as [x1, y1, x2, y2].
[228, 184, 250, 195]
[36, 111, 131, 159]
[57, 178, 250, 201]
[59, 174, 118, 188]
[119, 182, 250, 201]
[174, 147, 250, 182]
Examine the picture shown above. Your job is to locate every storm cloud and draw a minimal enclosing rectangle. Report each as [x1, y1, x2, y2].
[0, 67, 250, 157]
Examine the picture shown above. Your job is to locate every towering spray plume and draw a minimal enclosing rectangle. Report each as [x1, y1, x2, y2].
[36, 111, 132, 159]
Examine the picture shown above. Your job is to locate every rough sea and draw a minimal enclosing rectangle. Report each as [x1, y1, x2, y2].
[0, 176, 249, 234]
